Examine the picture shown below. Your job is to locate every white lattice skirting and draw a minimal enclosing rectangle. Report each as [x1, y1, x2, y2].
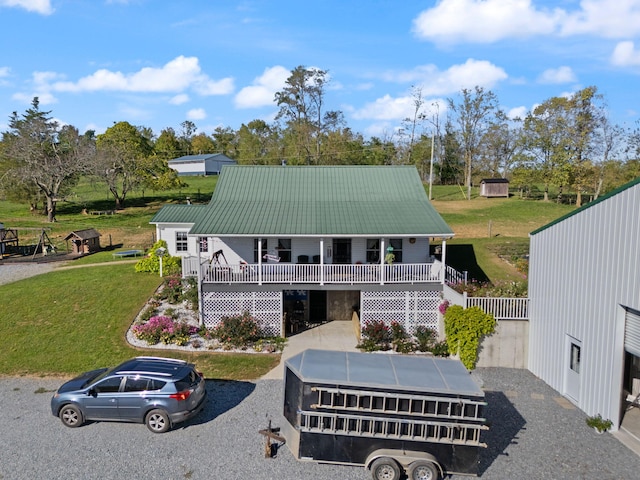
[360, 290, 440, 334]
[202, 291, 283, 336]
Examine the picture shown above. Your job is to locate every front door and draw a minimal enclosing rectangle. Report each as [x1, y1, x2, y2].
[332, 239, 351, 264]
[565, 336, 582, 403]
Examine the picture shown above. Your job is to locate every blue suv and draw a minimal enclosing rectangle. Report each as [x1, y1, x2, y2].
[51, 356, 207, 433]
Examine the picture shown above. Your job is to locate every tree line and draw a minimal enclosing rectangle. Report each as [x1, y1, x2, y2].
[2, 66, 640, 222]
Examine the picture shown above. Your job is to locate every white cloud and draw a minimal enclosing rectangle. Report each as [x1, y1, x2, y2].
[0, 66, 9, 77]
[0, 0, 53, 15]
[47, 56, 234, 96]
[169, 93, 189, 105]
[507, 106, 528, 120]
[235, 65, 290, 108]
[379, 59, 508, 95]
[412, 0, 640, 45]
[611, 41, 640, 66]
[352, 59, 507, 123]
[537, 66, 577, 84]
[12, 90, 57, 105]
[561, 0, 640, 38]
[412, 0, 561, 44]
[186, 108, 206, 120]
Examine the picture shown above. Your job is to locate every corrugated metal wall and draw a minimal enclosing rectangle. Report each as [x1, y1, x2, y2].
[528, 183, 640, 430]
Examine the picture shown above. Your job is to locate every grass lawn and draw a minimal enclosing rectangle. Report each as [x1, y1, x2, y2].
[0, 263, 279, 380]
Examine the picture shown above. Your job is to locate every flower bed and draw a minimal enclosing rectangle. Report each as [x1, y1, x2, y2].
[127, 276, 285, 353]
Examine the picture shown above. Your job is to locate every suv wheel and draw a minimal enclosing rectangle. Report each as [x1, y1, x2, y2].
[146, 409, 170, 433]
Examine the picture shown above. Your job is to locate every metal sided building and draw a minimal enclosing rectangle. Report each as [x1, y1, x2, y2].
[282, 349, 487, 478]
[528, 178, 640, 432]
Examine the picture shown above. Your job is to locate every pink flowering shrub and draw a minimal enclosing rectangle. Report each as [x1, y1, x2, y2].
[132, 315, 199, 345]
[438, 300, 450, 315]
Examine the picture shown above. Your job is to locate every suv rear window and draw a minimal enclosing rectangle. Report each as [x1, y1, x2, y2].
[175, 369, 199, 391]
[125, 377, 166, 392]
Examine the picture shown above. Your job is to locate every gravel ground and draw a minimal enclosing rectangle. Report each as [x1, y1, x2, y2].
[0, 262, 57, 286]
[1, 368, 639, 480]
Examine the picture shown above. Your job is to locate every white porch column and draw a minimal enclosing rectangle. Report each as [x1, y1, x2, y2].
[441, 239, 447, 285]
[319, 238, 324, 285]
[258, 238, 263, 285]
[380, 238, 385, 285]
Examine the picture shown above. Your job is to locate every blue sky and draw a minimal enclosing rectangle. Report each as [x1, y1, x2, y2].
[1, 0, 640, 139]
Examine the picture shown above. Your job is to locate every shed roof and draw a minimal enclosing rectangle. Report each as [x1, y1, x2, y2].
[530, 176, 640, 236]
[480, 178, 509, 184]
[64, 228, 101, 240]
[189, 165, 453, 237]
[285, 349, 484, 397]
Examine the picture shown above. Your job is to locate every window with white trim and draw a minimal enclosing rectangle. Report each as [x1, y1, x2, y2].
[366, 239, 380, 263]
[389, 238, 403, 262]
[277, 239, 292, 263]
[199, 237, 209, 253]
[176, 231, 188, 252]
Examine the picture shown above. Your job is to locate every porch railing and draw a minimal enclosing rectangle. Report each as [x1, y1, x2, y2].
[182, 257, 443, 285]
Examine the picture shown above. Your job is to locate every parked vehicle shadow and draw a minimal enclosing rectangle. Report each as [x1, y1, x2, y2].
[478, 390, 526, 475]
[179, 380, 256, 429]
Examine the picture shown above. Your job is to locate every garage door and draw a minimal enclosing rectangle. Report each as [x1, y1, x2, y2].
[625, 308, 640, 357]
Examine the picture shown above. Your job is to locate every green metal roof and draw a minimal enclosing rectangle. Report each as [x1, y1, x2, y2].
[530, 176, 640, 236]
[150, 204, 208, 224]
[188, 165, 453, 237]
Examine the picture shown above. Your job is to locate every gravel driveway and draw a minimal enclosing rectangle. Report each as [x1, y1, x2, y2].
[1, 368, 639, 479]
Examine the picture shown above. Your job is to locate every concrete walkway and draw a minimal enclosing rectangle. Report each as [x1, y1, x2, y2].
[261, 320, 360, 379]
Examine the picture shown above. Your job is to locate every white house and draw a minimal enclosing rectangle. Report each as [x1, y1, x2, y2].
[528, 177, 640, 432]
[167, 153, 236, 176]
[151, 165, 455, 339]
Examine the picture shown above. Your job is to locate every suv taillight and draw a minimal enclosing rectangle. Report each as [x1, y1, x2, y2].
[170, 390, 191, 401]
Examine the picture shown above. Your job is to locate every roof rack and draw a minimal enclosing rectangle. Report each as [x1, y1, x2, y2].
[134, 356, 187, 363]
[116, 370, 174, 377]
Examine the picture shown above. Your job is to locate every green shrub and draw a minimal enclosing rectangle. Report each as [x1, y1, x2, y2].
[182, 276, 199, 311]
[390, 321, 414, 353]
[135, 240, 181, 275]
[157, 276, 183, 304]
[444, 305, 496, 370]
[212, 312, 261, 348]
[414, 326, 438, 352]
[357, 320, 391, 352]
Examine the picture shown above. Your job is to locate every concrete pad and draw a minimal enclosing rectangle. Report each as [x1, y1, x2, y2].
[261, 321, 359, 380]
[553, 396, 576, 409]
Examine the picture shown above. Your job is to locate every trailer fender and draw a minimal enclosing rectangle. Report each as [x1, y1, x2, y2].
[365, 449, 442, 476]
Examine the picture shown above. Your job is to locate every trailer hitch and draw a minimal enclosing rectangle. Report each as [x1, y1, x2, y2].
[258, 419, 286, 458]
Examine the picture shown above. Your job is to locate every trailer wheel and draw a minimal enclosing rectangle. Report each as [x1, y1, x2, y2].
[370, 457, 401, 480]
[408, 460, 440, 480]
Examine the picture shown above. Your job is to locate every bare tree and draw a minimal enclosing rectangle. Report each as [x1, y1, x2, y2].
[448, 87, 500, 200]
